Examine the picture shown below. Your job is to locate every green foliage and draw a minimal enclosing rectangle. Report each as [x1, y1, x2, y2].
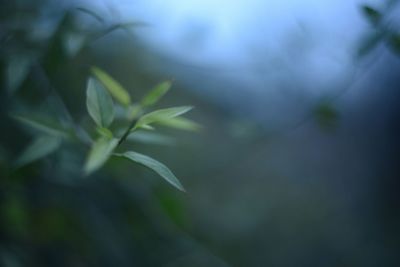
[91, 67, 131, 106]
[115, 151, 185, 192]
[12, 115, 72, 139]
[135, 106, 193, 130]
[1, 4, 200, 266]
[84, 137, 118, 175]
[141, 80, 172, 107]
[5, 55, 31, 94]
[16, 136, 62, 167]
[157, 116, 202, 131]
[86, 77, 115, 128]
[12, 62, 197, 190]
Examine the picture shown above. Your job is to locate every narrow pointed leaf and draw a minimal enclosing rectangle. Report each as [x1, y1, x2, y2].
[135, 106, 193, 130]
[141, 81, 172, 107]
[6, 56, 31, 94]
[361, 5, 382, 25]
[16, 135, 61, 167]
[84, 137, 118, 175]
[86, 77, 115, 127]
[139, 124, 155, 130]
[12, 115, 70, 138]
[91, 67, 131, 106]
[116, 151, 185, 191]
[158, 117, 201, 131]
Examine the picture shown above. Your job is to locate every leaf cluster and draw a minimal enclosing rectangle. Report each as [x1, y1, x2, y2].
[11, 69, 199, 191]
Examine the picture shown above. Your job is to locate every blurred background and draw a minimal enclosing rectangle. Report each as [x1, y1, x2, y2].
[1, 0, 400, 266]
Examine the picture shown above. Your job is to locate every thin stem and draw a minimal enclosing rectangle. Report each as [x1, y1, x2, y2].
[117, 119, 137, 147]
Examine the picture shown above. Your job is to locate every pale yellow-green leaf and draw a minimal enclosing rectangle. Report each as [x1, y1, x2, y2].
[135, 106, 193, 130]
[158, 117, 201, 131]
[86, 77, 115, 127]
[91, 66, 131, 106]
[141, 80, 172, 107]
[84, 137, 118, 175]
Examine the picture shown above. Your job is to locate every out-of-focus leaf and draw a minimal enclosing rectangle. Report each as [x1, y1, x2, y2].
[113, 22, 149, 29]
[135, 106, 193, 130]
[141, 81, 172, 107]
[91, 22, 149, 42]
[116, 151, 185, 192]
[139, 124, 155, 130]
[103, 22, 149, 34]
[313, 102, 339, 130]
[158, 117, 201, 131]
[86, 77, 115, 128]
[15, 135, 61, 167]
[84, 137, 118, 175]
[388, 33, 400, 54]
[75, 7, 104, 23]
[96, 127, 113, 139]
[6, 56, 31, 94]
[42, 11, 76, 72]
[361, 5, 382, 25]
[127, 131, 176, 146]
[12, 115, 71, 138]
[91, 67, 131, 106]
[127, 104, 142, 120]
[357, 31, 384, 58]
[62, 32, 86, 57]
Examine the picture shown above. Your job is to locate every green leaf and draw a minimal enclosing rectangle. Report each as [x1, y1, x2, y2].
[91, 67, 131, 106]
[361, 5, 382, 25]
[127, 131, 176, 146]
[84, 137, 118, 175]
[139, 124, 155, 130]
[127, 104, 143, 120]
[75, 7, 104, 23]
[135, 106, 193, 130]
[15, 135, 62, 167]
[158, 117, 201, 131]
[86, 77, 115, 127]
[12, 115, 70, 138]
[116, 151, 185, 192]
[141, 81, 172, 107]
[6, 55, 31, 94]
[96, 127, 113, 139]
